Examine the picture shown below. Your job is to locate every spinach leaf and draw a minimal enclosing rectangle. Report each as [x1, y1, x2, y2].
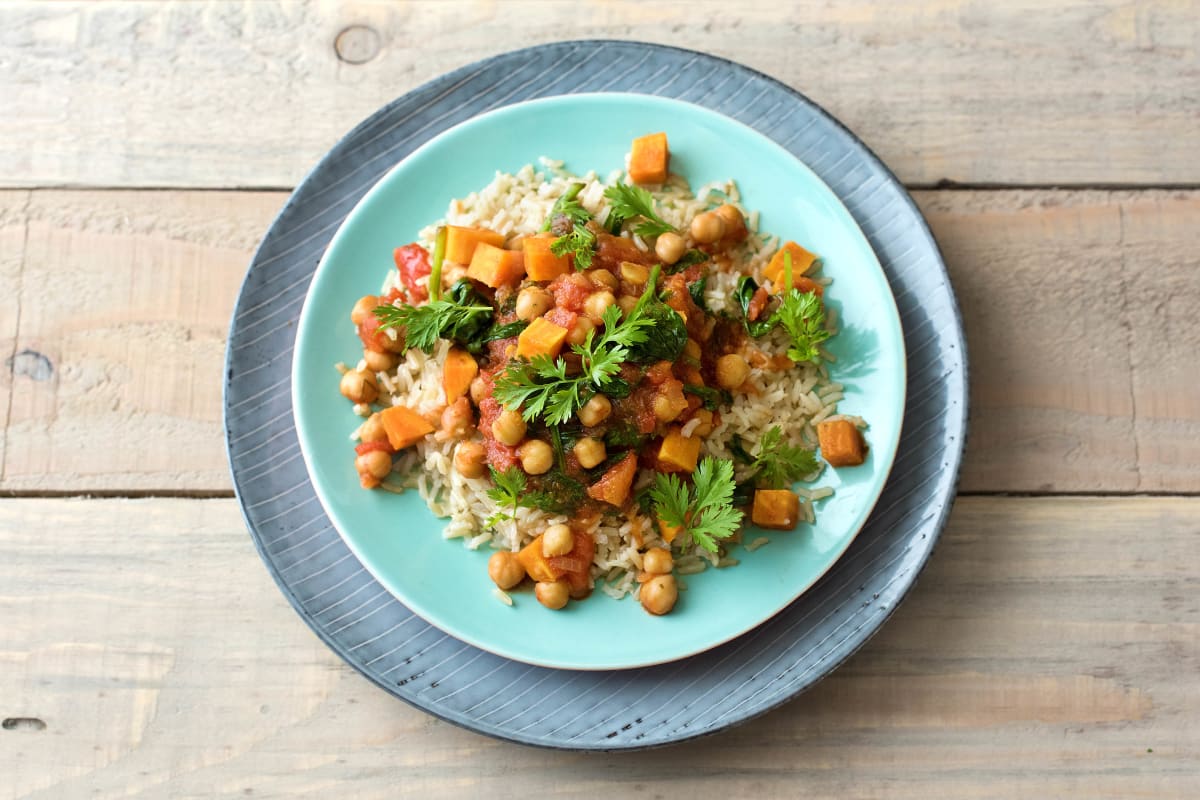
[683, 384, 732, 411]
[664, 249, 709, 274]
[736, 275, 778, 338]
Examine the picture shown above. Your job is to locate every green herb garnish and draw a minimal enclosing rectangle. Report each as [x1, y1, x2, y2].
[603, 183, 675, 238]
[550, 223, 597, 270]
[492, 267, 662, 425]
[683, 384, 731, 411]
[540, 182, 586, 232]
[428, 226, 447, 302]
[484, 467, 561, 527]
[751, 426, 819, 488]
[373, 297, 492, 354]
[665, 249, 709, 274]
[776, 288, 831, 363]
[649, 456, 743, 553]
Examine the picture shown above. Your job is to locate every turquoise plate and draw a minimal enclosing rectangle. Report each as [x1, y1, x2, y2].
[292, 93, 906, 670]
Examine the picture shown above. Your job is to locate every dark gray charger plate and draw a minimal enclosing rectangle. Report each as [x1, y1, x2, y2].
[224, 40, 967, 750]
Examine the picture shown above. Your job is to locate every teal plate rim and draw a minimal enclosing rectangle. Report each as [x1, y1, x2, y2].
[290, 92, 908, 670]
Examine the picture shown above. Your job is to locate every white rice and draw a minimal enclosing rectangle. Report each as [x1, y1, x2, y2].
[357, 160, 852, 600]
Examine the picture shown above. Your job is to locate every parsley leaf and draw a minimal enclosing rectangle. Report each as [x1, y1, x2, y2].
[485, 466, 527, 527]
[373, 298, 493, 354]
[550, 223, 596, 270]
[493, 269, 660, 425]
[776, 289, 831, 363]
[649, 456, 743, 553]
[540, 182, 586, 232]
[603, 183, 675, 238]
[751, 426, 819, 488]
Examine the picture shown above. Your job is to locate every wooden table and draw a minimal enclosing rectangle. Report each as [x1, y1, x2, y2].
[2, 2, 1197, 796]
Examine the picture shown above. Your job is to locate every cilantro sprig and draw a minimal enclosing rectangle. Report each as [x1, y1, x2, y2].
[776, 290, 831, 363]
[484, 466, 560, 528]
[544, 182, 596, 269]
[751, 426, 819, 488]
[604, 183, 675, 238]
[492, 267, 661, 425]
[373, 299, 492, 354]
[649, 456, 743, 553]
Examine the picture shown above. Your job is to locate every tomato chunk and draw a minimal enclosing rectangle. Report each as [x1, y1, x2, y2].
[393, 243, 431, 303]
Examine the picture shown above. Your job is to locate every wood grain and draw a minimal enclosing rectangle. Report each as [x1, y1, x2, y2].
[2, 0, 1198, 188]
[1, 496, 1195, 798]
[2, 189, 1196, 493]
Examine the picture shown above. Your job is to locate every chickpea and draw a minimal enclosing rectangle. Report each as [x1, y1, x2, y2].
[690, 408, 715, 437]
[690, 211, 726, 244]
[340, 369, 379, 404]
[440, 398, 474, 440]
[715, 353, 751, 390]
[535, 580, 570, 610]
[583, 290, 616, 323]
[351, 295, 378, 326]
[355, 449, 392, 481]
[542, 523, 574, 557]
[577, 394, 612, 427]
[573, 436, 607, 469]
[643, 547, 673, 575]
[488, 551, 526, 590]
[491, 408, 527, 446]
[617, 294, 639, 315]
[588, 268, 619, 291]
[654, 231, 686, 265]
[714, 204, 745, 235]
[683, 338, 701, 362]
[518, 439, 554, 475]
[454, 440, 488, 479]
[620, 261, 649, 285]
[359, 413, 388, 443]
[515, 286, 553, 321]
[378, 327, 407, 354]
[566, 317, 595, 347]
[653, 392, 683, 423]
[469, 374, 489, 407]
[640, 574, 678, 615]
[362, 348, 398, 373]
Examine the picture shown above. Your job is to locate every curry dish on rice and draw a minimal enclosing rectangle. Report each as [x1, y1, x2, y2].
[335, 132, 868, 616]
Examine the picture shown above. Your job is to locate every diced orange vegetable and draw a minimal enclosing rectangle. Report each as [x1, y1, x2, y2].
[378, 405, 434, 451]
[515, 316, 569, 359]
[658, 427, 701, 473]
[467, 243, 526, 289]
[751, 489, 801, 530]
[522, 233, 571, 281]
[817, 419, 867, 467]
[629, 132, 669, 185]
[517, 535, 564, 583]
[586, 453, 637, 507]
[763, 241, 819, 289]
[658, 516, 683, 544]
[445, 225, 505, 265]
[442, 347, 478, 404]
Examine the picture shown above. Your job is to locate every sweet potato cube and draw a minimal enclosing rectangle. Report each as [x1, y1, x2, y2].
[442, 347, 478, 403]
[658, 515, 683, 544]
[817, 419, 867, 467]
[751, 489, 800, 530]
[522, 233, 572, 281]
[586, 453, 637, 507]
[517, 535, 564, 583]
[467, 242, 526, 289]
[763, 241, 819, 289]
[629, 132, 669, 185]
[445, 225, 505, 265]
[515, 316, 568, 360]
[378, 405, 434, 451]
[658, 427, 701, 473]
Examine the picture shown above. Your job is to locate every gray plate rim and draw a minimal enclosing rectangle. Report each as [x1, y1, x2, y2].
[224, 39, 968, 751]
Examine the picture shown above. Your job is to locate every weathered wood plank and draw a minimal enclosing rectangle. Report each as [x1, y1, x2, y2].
[2, 1, 1198, 188]
[5, 188, 1196, 493]
[1, 496, 1196, 797]
[0, 191, 30, 477]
